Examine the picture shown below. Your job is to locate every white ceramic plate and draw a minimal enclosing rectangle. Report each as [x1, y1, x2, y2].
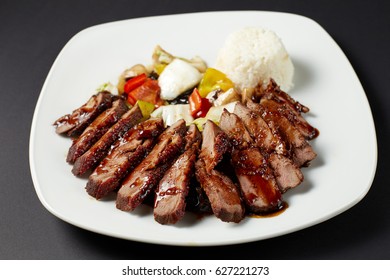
[29, 11, 377, 246]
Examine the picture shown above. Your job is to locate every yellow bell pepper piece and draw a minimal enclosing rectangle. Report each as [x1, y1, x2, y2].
[154, 63, 167, 75]
[198, 68, 234, 98]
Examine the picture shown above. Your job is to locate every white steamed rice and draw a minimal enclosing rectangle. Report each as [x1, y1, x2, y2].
[214, 27, 294, 92]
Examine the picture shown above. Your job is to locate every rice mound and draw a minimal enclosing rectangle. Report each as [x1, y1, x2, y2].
[215, 27, 294, 92]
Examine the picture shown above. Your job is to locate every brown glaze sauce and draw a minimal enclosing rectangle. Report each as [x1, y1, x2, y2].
[249, 201, 288, 218]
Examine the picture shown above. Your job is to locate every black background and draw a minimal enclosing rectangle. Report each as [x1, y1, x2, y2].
[1, 0, 389, 259]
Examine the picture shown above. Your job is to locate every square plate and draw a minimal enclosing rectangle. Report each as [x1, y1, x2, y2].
[29, 11, 377, 246]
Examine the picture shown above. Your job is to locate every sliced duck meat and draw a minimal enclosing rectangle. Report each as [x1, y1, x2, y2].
[233, 102, 286, 155]
[219, 110, 283, 213]
[154, 124, 201, 224]
[234, 102, 303, 192]
[260, 99, 317, 167]
[231, 148, 283, 212]
[183, 123, 203, 150]
[72, 103, 144, 176]
[116, 119, 187, 212]
[268, 153, 303, 193]
[256, 79, 310, 113]
[258, 80, 319, 140]
[185, 177, 212, 214]
[66, 98, 129, 163]
[277, 101, 319, 140]
[53, 91, 114, 137]
[85, 118, 165, 199]
[199, 120, 231, 172]
[219, 110, 253, 149]
[248, 100, 317, 167]
[196, 120, 245, 223]
[195, 159, 245, 223]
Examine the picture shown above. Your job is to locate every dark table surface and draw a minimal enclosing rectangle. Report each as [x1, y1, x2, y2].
[1, 0, 389, 260]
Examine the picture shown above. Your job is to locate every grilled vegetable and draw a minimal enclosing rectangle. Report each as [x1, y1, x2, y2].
[189, 88, 211, 118]
[198, 68, 234, 98]
[127, 78, 163, 107]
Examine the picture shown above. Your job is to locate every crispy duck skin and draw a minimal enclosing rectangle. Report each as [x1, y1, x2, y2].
[85, 118, 165, 199]
[53, 91, 114, 137]
[67, 98, 129, 163]
[116, 119, 187, 212]
[219, 110, 283, 213]
[247, 100, 317, 167]
[234, 102, 303, 192]
[195, 159, 245, 223]
[72, 103, 144, 176]
[199, 120, 231, 173]
[154, 124, 201, 225]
